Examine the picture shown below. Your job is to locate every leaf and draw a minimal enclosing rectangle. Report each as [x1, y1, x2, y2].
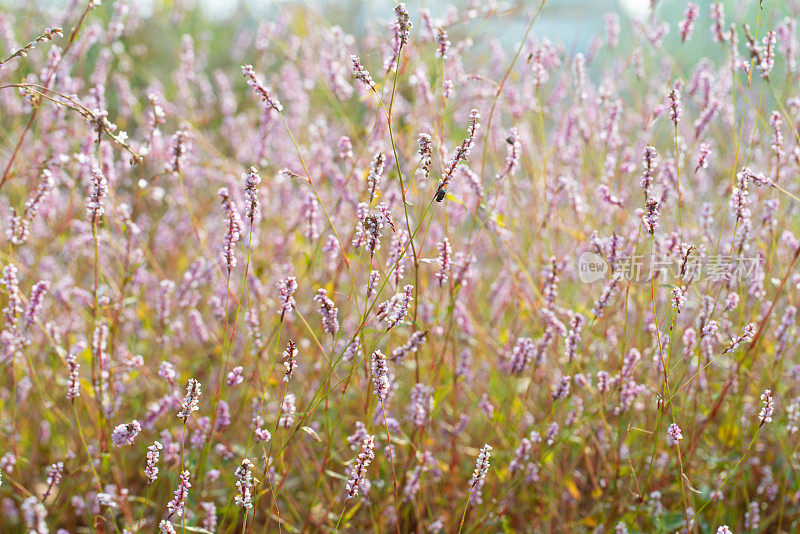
[656, 512, 686, 531]
[444, 192, 464, 205]
[565, 479, 580, 499]
[301, 426, 322, 442]
[717, 421, 738, 445]
[326, 469, 347, 481]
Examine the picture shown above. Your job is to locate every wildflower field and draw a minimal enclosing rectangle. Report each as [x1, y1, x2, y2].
[2, 0, 800, 531]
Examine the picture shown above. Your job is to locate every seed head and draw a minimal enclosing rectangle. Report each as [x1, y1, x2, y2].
[666, 423, 683, 446]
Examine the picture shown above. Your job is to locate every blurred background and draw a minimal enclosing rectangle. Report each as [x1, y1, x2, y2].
[0, 0, 732, 54]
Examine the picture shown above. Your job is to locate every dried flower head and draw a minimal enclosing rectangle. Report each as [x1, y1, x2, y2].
[351, 55, 376, 89]
[283, 340, 298, 382]
[314, 288, 339, 334]
[759, 390, 775, 424]
[178, 378, 201, 421]
[111, 419, 141, 447]
[666, 423, 683, 446]
[242, 64, 283, 111]
[234, 459, 254, 509]
[345, 433, 375, 500]
[469, 444, 492, 505]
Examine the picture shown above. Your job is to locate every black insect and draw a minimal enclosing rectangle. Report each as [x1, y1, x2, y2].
[435, 188, 446, 202]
